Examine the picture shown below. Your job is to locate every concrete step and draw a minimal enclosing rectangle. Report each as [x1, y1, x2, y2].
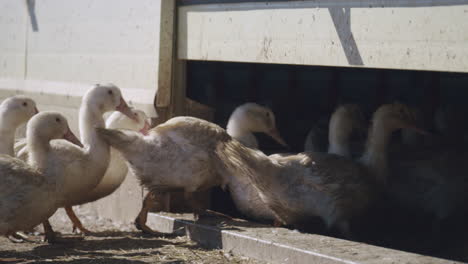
[147, 212, 460, 264]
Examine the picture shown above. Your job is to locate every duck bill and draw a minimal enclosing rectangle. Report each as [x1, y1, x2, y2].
[116, 97, 138, 122]
[267, 128, 288, 147]
[34, 107, 39, 115]
[139, 120, 151, 135]
[63, 128, 83, 148]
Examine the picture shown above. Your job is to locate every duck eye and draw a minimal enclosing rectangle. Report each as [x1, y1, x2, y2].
[23, 102, 28, 107]
[55, 118, 61, 123]
[108, 90, 113, 95]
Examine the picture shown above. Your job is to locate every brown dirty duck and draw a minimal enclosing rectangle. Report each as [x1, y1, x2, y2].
[96, 116, 235, 235]
[228, 104, 363, 224]
[215, 103, 424, 237]
[224, 103, 287, 223]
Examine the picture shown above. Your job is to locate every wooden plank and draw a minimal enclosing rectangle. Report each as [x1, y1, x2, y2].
[170, 60, 187, 117]
[156, 0, 176, 108]
[178, 1, 468, 72]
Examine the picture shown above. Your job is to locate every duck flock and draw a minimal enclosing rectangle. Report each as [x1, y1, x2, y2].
[0, 83, 467, 249]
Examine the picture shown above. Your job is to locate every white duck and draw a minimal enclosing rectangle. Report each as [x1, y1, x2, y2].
[0, 112, 81, 238]
[64, 109, 150, 233]
[215, 103, 424, 237]
[0, 96, 38, 156]
[16, 84, 136, 241]
[304, 105, 365, 158]
[0, 96, 38, 242]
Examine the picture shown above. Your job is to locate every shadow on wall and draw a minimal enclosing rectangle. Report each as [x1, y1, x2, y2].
[329, 7, 363, 66]
[26, 0, 39, 32]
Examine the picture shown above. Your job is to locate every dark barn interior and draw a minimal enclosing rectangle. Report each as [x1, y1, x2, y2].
[186, 60, 468, 262]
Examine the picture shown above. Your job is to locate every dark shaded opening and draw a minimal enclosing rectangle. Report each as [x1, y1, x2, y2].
[186, 61, 468, 262]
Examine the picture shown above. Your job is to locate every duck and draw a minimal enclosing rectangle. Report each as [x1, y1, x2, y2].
[228, 104, 364, 223]
[303, 116, 329, 153]
[0, 96, 38, 156]
[0, 96, 39, 242]
[388, 104, 468, 235]
[224, 103, 287, 223]
[304, 105, 366, 158]
[0, 112, 82, 239]
[132, 103, 288, 234]
[16, 84, 137, 241]
[96, 116, 237, 235]
[215, 103, 424, 238]
[64, 109, 150, 234]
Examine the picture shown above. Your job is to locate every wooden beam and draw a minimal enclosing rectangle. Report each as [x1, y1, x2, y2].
[155, 0, 176, 108]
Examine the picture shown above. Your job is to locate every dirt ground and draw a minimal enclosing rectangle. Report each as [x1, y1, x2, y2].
[0, 208, 264, 264]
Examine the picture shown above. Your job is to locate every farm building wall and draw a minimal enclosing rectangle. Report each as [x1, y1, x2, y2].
[179, 0, 468, 72]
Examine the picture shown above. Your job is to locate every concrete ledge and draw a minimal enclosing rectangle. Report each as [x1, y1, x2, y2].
[147, 213, 459, 264]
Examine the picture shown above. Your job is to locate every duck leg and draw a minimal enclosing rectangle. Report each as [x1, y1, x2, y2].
[64, 206, 93, 235]
[42, 220, 84, 244]
[42, 220, 58, 243]
[134, 192, 166, 236]
[185, 192, 232, 220]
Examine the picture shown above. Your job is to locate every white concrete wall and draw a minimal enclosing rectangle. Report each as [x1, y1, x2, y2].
[0, 0, 164, 226]
[0, 0, 160, 119]
[179, 0, 468, 73]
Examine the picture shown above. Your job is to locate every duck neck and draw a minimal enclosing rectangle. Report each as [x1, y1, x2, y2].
[359, 119, 392, 185]
[227, 117, 258, 149]
[27, 134, 50, 173]
[327, 116, 351, 157]
[79, 102, 110, 163]
[0, 110, 17, 156]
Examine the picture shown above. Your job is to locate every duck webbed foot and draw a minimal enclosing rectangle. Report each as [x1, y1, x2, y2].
[197, 209, 233, 220]
[65, 206, 94, 235]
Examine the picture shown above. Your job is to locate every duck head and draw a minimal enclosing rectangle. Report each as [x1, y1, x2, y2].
[0, 96, 38, 128]
[27, 111, 82, 147]
[84, 83, 138, 122]
[229, 103, 288, 147]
